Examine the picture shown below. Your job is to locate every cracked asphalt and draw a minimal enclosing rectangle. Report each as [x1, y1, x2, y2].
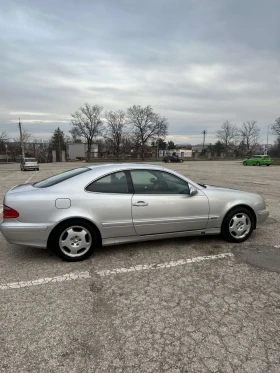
[0, 161, 280, 372]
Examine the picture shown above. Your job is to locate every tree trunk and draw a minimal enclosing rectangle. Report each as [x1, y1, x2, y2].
[87, 141, 92, 162]
[141, 145, 145, 160]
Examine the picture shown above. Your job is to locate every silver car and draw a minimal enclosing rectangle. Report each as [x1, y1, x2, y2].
[20, 157, 39, 171]
[0, 163, 269, 261]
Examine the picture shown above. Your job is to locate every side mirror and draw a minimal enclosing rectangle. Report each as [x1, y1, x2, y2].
[189, 185, 198, 196]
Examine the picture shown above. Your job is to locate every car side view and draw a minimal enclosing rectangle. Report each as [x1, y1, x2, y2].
[243, 155, 273, 166]
[162, 155, 184, 163]
[0, 164, 269, 262]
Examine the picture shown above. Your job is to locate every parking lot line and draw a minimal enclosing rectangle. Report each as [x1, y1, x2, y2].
[25, 172, 38, 184]
[96, 252, 234, 276]
[0, 253, 234, 290]
[0, 271, 91, 290]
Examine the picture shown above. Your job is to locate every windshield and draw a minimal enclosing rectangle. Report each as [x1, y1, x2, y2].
[25, 158, 37, 162]
[34, 167, 89, 188]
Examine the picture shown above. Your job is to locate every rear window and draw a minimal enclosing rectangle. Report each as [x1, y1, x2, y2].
[34, 168, 89, 188]
[25, 158, 37, 162]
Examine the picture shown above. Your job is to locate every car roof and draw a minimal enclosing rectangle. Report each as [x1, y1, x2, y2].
[87, 163, 165, 172]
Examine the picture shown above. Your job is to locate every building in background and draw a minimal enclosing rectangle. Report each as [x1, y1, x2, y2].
[67, 143, 98, 160]
[159, 149, 193, 158]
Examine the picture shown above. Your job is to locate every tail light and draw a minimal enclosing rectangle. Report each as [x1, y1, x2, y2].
[3, 205, 19, 219]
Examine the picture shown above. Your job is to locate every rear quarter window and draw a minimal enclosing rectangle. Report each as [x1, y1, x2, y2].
[34, 168, 89, 188]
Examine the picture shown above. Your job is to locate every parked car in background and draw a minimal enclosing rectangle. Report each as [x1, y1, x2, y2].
[0, 163, 269, 261]
[242, 155, 273, 166]
[20, 157, 39, 171]
[163, 155, 184, 163]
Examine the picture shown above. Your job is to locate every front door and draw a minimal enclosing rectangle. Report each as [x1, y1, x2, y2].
[130, 170, 209, 236]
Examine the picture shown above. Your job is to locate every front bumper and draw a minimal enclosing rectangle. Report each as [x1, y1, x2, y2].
[0, 220, 50, 248]
[256, 209, 269, 228]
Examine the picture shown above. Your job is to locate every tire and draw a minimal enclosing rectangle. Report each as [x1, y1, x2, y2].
[180, 159, 183, 163]
[222, 207, 254, 243]
[167, 159, 171, 163]
[243, 161, 247, 166]
[266, 164, 270, 167]
[49, 219, 97, 261]
[256, 162, 260, 166]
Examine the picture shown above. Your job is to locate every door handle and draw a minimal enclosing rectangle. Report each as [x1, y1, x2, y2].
[133, 201, 148, 207]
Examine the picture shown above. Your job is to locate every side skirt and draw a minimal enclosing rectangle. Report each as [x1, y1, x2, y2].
[102, 228, 221, 246]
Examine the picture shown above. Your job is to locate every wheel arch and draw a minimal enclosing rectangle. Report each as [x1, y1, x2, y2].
[47, 217, 102, 248]
[222, 204, 257, 230]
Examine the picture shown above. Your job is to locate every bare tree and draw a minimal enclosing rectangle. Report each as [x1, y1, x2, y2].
[105, 110, 126, 160]
[10, 130, 32, 158]
[271, 117, 280, 137]
[127, 105, 168, 160]
[71, 103, 103, 161]
[240, 120, 260, 152]
[216, 121, 239, 154]
[69, 127, 82, 143]
[0, 132, 8, 152]
[0, 131, 8, 142]
[13, 130, 32, 144]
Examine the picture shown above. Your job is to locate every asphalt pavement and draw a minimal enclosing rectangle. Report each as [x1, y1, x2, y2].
[0, 161, 279, 373]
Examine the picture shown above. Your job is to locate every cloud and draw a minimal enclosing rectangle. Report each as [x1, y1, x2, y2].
[0, 0, 279, 144]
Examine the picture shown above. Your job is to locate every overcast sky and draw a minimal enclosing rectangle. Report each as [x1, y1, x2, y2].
[1, 0, 279, 145]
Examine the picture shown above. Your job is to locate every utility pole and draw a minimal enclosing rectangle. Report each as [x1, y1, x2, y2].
[18, 118, 25, 158]
[202, 130, 207, 156]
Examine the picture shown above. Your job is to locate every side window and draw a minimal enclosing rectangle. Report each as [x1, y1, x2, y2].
[86, 171, 128, 193]
[130, 170, 189, 194]
[161, 172, 190, 194]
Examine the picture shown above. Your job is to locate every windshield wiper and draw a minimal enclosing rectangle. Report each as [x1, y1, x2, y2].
[197, 183, 207, 188]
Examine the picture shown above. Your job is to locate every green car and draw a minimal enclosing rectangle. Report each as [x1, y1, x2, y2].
[243, 155, 273, 166]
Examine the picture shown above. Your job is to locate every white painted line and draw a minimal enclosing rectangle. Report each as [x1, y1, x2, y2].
[97, 253, 234, 277]
[274, 245, 280, 248]
[0, 271, 91, 290]
[0, 253, 234, 291]
[25, 172, 37, 184]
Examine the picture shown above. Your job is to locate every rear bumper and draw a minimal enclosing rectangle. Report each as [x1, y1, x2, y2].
[22, 166, 39, 169]
[256, 209, 269, 228]
[0, 221, 50, 248]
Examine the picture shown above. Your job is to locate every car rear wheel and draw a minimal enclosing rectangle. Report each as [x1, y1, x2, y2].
[50, 219, 97, 261]
[266, 164, 270, 166]
[222, 207, 254, 243]
[167, 159, 171, 163]
[256, 162, 260, 166]
[180, 159, 183, 163]
[243, 161, 247, 166]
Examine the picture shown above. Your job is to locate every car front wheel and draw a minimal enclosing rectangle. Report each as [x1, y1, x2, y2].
[222, 207, 254, 243]
[243, 161, 247, 166]
[50, 219, 97, 261]
[256, 162, 260, 166]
